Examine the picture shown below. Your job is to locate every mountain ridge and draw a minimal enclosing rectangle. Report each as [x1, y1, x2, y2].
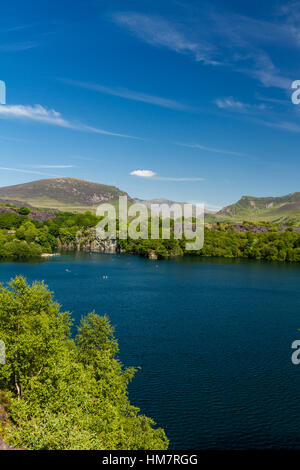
[217, 192, 300, 223]
[0, 177, 134, 211]
[0, 178, 300, 223]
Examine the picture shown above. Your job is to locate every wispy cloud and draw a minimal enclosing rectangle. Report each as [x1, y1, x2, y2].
[61, 78, 192, 111]
[112, 8, 292, 89]
[130, 169, 204, 181]
[0, 135, 31, 143]
[80, 124, 142, 139]
[207, 10, 292, 88]
[214, 97, 266, 112]
[214, 97, 249, 111]
[280, 1, 300, 45]
[0, 167, 63, 177]
[212, 93, 300, 135]
[1, 24, 34, 33]
[177, 142, 256, 159]
[0, 104, 141, 139]
[252, 118, 300, 134]
[189, 200, 222, 212]
[0, 105, 71, 127]
[154, 176, 205, 181]
[112, 12, 218, 65]
[255, 93, 288, 105]
[204, 202, 222, 212]
[0, 41, 38, 51]
[239, 51, 291, 89]
[30, 165, 75, 169]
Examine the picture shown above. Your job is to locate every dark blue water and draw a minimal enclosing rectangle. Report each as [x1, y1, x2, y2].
[1, 253, 300, 449]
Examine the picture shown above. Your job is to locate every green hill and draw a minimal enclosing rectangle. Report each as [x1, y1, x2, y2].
[0, 178, 133, 211]
[1, 178, 300, 224]
[217, 192, 300, 224]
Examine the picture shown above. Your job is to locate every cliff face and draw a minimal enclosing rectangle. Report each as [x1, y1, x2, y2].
[0, 439, 23, 450]
[58, 228, 119, 254]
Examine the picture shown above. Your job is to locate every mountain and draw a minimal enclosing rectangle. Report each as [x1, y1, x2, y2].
[2, 178, 299, 224]
[217, 192, 300, 223]
[0, 178, 133, 211]
[136, 198, 214, 217]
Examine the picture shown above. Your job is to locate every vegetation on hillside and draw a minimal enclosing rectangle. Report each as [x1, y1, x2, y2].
[218, 193, 300, 224]
[0, 277, 168, 450]
[1, 205, 300, 262]
[120, 224, 300, 262]
[0, 209, 100, 259]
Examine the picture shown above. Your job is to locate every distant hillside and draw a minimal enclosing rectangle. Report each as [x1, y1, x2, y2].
[136, 198, 214, 218]
[0, 178, 133, 211]
[2, 178, 299, 224]
[217, 192, 300, 224]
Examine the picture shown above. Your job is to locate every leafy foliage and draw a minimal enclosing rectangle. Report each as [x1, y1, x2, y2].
[0, 210, 101, 260]
[18, 207, 31, 216]
[1, 207, 300, 263]
[120, 224, 300, 262]
[0, 277, 168, 450]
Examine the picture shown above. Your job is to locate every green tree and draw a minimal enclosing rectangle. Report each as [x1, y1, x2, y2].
[0, 277, 168, 450]
[18, 207, 31, 216]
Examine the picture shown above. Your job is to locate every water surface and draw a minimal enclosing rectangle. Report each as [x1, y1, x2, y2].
[1, 254, 300, 449]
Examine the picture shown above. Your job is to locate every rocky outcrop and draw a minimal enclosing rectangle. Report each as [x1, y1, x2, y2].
[211, 223, 300, 234]
[148, 250, 158, 260]
[0, 205, 56, 221]
[58, 229, 119, 254]
[0, 439, 23, 450]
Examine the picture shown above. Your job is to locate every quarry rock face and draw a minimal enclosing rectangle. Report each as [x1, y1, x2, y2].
[57, 229, 119, 254]
[0, 439, 25, 450]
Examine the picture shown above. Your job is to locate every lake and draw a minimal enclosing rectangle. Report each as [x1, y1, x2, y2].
[1, 253, 300, 449]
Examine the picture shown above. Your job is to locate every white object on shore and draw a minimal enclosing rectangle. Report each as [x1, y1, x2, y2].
[41, 253, 60, 258]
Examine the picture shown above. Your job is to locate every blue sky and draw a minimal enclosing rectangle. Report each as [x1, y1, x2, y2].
[1, 0, 300, 209]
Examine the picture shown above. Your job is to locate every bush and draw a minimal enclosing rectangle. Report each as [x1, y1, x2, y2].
[18, 207, 31, 216]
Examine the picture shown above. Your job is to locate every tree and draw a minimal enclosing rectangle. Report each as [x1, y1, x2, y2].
[0, 277, 168, 450]
[18, 207, 31, 216]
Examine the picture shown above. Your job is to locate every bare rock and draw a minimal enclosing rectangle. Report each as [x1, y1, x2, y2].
[0, 439, 25, 450]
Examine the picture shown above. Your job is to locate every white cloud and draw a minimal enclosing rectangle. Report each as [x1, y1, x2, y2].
[130, 170, 156, 178]
[0, 104, 140, 139]
[215, 97, 248, 111]
[0, 104, 70, 127]
[214, 97, 266, 112]
[130, 169, 204, 181]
